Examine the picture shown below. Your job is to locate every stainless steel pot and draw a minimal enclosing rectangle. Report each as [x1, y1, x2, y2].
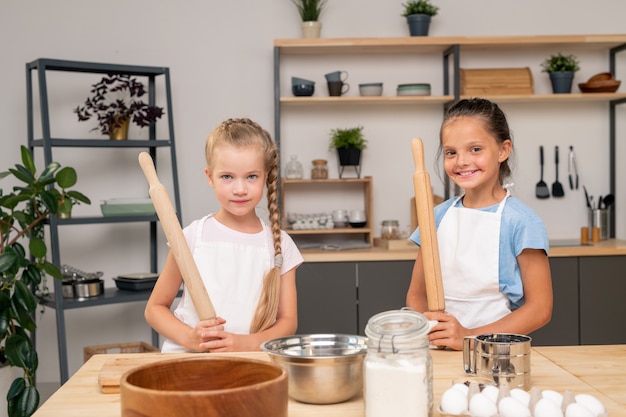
[73, 278, 104, 300]
[62, 279, 75, 298]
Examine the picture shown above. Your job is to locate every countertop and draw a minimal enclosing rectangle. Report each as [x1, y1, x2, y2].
[33, 345, 626, 416]
[300, 239, 626, 262]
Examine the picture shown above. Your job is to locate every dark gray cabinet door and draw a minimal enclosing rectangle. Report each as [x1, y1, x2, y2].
[530, 257, 579, 346]
[579, 256, 626, 345]
[357, 261, 414, 335]
[295, 262, 357, 335]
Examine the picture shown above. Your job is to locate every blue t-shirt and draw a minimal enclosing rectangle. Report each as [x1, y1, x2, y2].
[409, 196, 549, 310]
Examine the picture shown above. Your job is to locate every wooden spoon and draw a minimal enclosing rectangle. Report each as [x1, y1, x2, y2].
[138, 152, 216, 320]
[411, 138, 445, 312]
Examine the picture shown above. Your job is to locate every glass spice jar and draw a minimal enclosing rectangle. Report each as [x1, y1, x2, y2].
[364, 309, 435, 417]
[380, 220, 400, 240]
[311, 159, 328, 179]
[285, 155, 304, 179]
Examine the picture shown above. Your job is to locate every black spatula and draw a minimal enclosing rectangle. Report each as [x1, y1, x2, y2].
[536, 146, 550, 199]
[552, 146, 565, 197]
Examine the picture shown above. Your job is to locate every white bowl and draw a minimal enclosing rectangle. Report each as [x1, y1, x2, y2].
[359, 82, 383, 96]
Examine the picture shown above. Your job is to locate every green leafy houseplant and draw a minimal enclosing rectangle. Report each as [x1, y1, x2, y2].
[402, 0, 439, 17]
[1, 146, 90, 417]
[73, 74, 164, 137]
[291, 0, 327, 21]
[329, 126, 367, 177]
[328, 126, 367, 151]
[541, 53, 580, 73]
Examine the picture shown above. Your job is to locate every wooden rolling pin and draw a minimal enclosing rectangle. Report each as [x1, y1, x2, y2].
[138, 152, 216, 320]
[411, 138, 445, 312]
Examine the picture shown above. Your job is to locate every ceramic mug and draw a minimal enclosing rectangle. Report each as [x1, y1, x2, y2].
[328, 81, 350, 97]
[324, 71, 349, 82]
[463, 333, 532, 390]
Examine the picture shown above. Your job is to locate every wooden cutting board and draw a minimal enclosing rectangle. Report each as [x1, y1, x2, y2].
[98, 352, 269, 393]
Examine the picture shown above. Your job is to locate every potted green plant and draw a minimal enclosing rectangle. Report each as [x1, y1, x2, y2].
[329, 126, 367, 178]
[1, 146, 90, 417]
[74, 74, 164, 140]
[291, 0, 327, 38]
[541, 53, 581, 94]
[402, 0, 439, 36]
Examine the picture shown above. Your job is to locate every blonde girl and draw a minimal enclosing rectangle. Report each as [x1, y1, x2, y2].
[145, 118, 303, 352]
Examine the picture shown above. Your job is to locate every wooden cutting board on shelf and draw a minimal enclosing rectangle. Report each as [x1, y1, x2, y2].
[97, 352, 269, 393]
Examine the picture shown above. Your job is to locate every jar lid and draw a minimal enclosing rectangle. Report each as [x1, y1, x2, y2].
[312, 159, 327, 165]
[365, 309, 431, 352]
[381, 219, 399, 226]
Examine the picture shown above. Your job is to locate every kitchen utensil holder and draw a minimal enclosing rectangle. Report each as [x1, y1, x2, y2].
[589, 208, 608, 241]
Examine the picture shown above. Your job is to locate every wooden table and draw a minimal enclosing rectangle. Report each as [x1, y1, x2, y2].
[33, 345, 626, 416]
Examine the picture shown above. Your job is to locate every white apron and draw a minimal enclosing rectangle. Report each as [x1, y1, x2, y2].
[161, 215, 270, 352]
[437, 191, 511, 329]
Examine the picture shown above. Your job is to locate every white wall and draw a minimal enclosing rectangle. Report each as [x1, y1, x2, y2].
[2, 0, 626, 383]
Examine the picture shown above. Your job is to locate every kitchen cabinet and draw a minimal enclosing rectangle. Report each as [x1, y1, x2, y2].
[296, 255, 626, 345]
[274, 35, 626, 230]
[281, 177, 374, 246]
[25, 58, 180, 383]
[357, 261, 413, 334]
[295, 261, 413, 335]
[296, 262, 357, 334]
[529, 257, 580, 346]
[579, 256, 626, 344]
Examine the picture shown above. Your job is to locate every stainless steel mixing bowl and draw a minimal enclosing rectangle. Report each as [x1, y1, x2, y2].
[261, 334, 367, 404]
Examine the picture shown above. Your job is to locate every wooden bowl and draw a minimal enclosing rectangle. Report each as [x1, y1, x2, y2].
[120, 357, 288, 417]
[587, 72, 614, 83]
[579, 80, 621, 93]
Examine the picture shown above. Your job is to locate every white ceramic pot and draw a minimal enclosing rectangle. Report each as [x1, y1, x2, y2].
[301, 21, 321, 38]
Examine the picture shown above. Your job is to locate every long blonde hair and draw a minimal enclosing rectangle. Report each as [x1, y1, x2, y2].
[205, 118, 282, 333]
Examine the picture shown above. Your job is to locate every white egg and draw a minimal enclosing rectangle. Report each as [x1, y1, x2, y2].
[543, 389, 564, 407]
[498, 396, 531, 417]
[482, 385, 500, 403]
[565, 403, 595, 417]
[470, 392, 498, 417]
[534, 397, 564, 417]
[575, 394, 606, 416]
[511, 388, 531, 406]
[451, 382, 470, 396]
[440, 387, 469, 415]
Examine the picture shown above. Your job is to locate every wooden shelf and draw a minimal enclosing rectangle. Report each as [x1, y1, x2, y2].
[281, 177, 374, 246]
[275, 34, 626, 55]
[280, 95, 454, 105]
[461, 92, 626, 103]
[280, 93, 626, 106]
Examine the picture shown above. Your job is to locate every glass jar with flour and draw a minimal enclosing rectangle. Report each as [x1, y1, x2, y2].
[364, 309, 436, 417]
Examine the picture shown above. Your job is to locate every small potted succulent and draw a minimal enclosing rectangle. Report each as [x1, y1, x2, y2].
[74, 74, 164, 139]
[329, 126, 367, 178]
[402, 0, 439, 36]
[1, 146, 90, 417]
[291, 0, 327, 38]
[541, 53, 581, 94]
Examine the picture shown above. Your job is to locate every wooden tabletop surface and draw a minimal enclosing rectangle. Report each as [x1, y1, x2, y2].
[33, 345, 626, 416]
[300, 239, 626, 262]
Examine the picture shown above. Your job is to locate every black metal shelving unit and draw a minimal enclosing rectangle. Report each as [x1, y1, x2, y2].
[25, 58, 181, 383]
